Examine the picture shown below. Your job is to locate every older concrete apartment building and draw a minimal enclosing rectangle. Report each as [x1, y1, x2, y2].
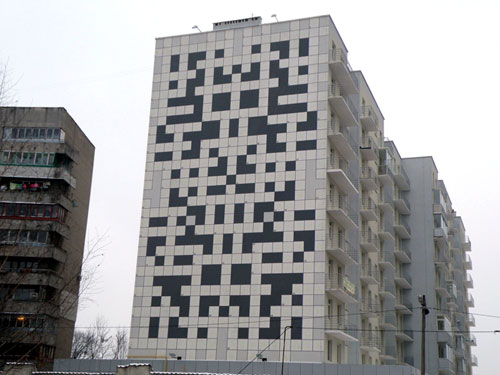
[129, 15, 476, 375]
[0, 107, 94, 369]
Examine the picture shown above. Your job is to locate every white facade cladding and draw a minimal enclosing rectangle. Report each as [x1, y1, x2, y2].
[129, 15, 476, 374]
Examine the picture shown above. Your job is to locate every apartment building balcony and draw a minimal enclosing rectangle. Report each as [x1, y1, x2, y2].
[380, 345, 396, 362]
[471, 354, 478, 366]
[0, 164, 76, 188]
[329, 48, 358, 95]
[360, 298, 380, 317]
[394, 242, 411, 263]
[327, 158, 358, 195]
[395, 327, 413, 342]
[395, 297, 413, 315]
[378, 164, 395, 185]
[379, 251, 395, 270]
[464, 254, 472, 270]
[393, 192, 410, 215]
[380, 311, 397, 330]
[380, 278, 396, 299]
[436, 277, 451, 298]
[324, 316, 358, 342]
[464, 273, 474, 288]
[326, 196, 357, 230]
[359, 105, 379, 132]
[360, 332, 381, 352]
[463, 236, 471, 251]
[393, 216, 411, 239]
[360, 230, 379, 253]
[360, 196, 378, 222]
[360, 263, 379, 285]
[325, 274, 357, 304]
[378, 221, 394, 242]
[438, 358, 455, 374]
[360, 165, 378, 191]
[393, 166, 410, 191]
[327, 121, 358, 160]
[395, 270, 412, 289]
[466, 292, 475, 307]
[0, 268, 62, 290]
[466, 314, 476, 328]
[447, 294, 458, 310]
[326, 236, 358, 265]
[0, 244, 66, 264]
[434, 249, 450, 272]
[378, 192, 394, 215]
[466, 333, 477, 346]
[0, 219, 70, 239]
[360, 134, 379, 161]
[328, 84, 358, 128]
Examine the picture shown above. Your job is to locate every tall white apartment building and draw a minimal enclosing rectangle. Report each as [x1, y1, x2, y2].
[129, 15, 476, 374]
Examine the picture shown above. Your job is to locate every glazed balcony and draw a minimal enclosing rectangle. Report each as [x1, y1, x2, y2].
[471, 354, 478, 366]
[466, 333, 477, 346]
[326, 195, 357, 230]
[328, 84, 359, 128]
[325, 274, 357, 304]
[0, 244, 66, 264]
[327, 121, 358, 160]
[0, 164, 76, 188]
[328, 48, 358, 95]
[0, 268, 62, 290]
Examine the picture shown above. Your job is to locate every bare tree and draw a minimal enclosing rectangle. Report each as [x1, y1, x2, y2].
[70, 316, 112, 359]
[0, 61, 18, 106]
[112, 327, 128, 360]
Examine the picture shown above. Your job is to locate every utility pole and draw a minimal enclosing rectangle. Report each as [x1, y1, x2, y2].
[418, 295, 430, 375]
[281, 326, 292, 375]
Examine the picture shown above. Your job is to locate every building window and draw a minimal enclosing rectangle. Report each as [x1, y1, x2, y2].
[3, 127, 64, 143]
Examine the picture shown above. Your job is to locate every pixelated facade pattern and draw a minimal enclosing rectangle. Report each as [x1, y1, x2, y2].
[130, 17, 336, 363]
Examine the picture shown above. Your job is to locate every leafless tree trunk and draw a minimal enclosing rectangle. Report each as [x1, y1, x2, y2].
[112, 327, 128, 359]
[70, 316, 112, 359]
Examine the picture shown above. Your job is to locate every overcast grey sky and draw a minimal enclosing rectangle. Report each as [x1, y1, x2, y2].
[0, 0, 498, 373]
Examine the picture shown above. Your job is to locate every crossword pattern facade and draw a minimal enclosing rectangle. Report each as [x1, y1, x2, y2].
[129, 15, 476, 373]
[130, 16, 336, 363]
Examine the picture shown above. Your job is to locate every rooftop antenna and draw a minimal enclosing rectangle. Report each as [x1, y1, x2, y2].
[192, 25, 202, 33]
[271, 14, 278, 22]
